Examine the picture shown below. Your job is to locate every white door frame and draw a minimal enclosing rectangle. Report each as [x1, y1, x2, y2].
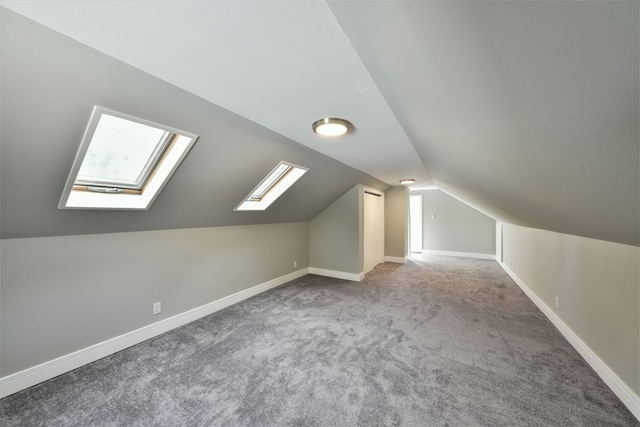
[409, 194, 423, 253]
[363, 188, 384, 274]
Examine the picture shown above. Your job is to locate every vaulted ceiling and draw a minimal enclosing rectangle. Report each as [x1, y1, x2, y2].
[1, 1, 638, 246]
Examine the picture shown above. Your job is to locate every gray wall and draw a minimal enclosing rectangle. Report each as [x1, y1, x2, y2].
[501, 224, 639, 395]
[309, 185, 361, 275]
[384, 186, 408, 259]
[417, 189, 496, 255]
[0, 8, 388, 240]
[0, 222, 309, 376]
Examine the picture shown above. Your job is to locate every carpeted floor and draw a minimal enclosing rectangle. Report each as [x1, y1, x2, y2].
[1, 255, 637, 426]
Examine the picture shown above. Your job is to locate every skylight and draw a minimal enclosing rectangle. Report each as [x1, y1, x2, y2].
[235, 161, 308, 211]
[59, 106, 198, 210]
[75, 114, 171, 190]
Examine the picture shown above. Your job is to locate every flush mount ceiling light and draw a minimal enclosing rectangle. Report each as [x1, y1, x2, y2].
[399, 179, 415, 185]
[312, 117, 354, 137]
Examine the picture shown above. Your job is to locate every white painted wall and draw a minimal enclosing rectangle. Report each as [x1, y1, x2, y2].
[500, 224, 639, 416]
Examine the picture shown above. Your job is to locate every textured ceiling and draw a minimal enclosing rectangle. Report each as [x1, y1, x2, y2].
[1, 1, 638, 245]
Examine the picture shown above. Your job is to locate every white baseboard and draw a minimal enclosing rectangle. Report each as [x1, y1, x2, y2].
[422, 249, 496, 260]
[498, 261, 640, 421]
[308, 267, 362, 282]
[0, 268, 309, 399]
[384, 256, 407, 264]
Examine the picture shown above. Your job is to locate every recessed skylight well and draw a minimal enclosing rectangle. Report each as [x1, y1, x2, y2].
[235, 161, 308, 211]
[59, 106, 198, 210]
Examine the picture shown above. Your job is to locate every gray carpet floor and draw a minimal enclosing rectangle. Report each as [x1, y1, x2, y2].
[1, 255, 637, 426]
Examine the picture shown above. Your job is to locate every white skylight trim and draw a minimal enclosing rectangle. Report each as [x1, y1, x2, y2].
[59, 106, 198, 210]
[249, 162, 291, 201]
[235, 161, 308, 211]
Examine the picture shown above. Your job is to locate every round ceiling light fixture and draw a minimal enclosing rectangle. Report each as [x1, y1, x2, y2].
[399, 178, 415, 185]
[312, 117, 354, 137]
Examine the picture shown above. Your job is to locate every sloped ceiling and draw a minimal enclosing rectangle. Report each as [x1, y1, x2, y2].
[0, 8, 388, 238]
[1, 1, 638, 246]
[330, 0, 639, 246]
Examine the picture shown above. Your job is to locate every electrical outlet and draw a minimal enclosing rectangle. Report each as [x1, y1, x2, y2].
[153, 301, 161, 315]
[294, 260, 297, 268]
[555, 297, 560, 309]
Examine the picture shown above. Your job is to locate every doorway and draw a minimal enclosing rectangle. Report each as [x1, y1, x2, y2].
[409, 194, 423, 253]
[363, 189, 384, 274]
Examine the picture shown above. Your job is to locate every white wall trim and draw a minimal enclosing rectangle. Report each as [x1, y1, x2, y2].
[308, 267, 362, 282]
[498, 261, 640, 421]
[422, 249, 496, 260]
[384, 256, 406, 264]
[0, 268, 309, 398]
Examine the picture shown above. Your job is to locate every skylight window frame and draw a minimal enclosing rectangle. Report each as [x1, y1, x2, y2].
[58, 106, 198, 210]
[235, 161, 308, 211]
[73, 129, 175, 191]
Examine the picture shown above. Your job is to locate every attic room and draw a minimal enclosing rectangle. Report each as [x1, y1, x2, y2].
[0, 1, 638, 425]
